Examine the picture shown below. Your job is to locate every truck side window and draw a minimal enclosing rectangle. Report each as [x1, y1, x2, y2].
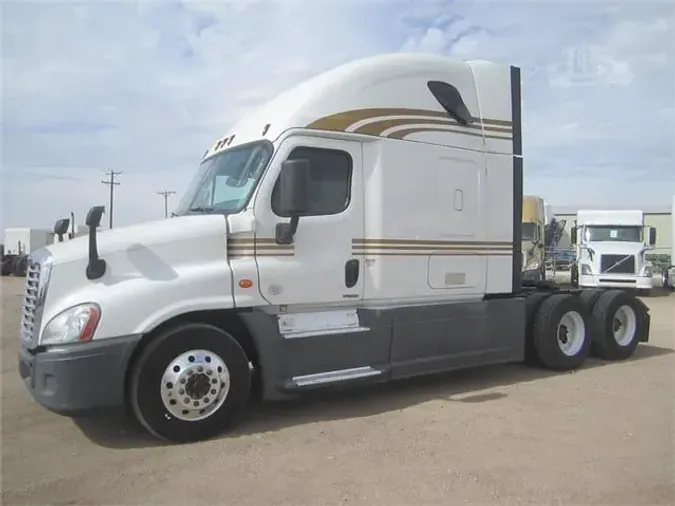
[272, 146, 353, 217]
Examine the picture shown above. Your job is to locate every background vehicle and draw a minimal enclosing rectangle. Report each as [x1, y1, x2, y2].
[667, 194, 675, 289]
[1, 228, 53, 276]
[18, 53, 652, 443]
[521, 195, 546, 284]
[570, 210, 656, 293]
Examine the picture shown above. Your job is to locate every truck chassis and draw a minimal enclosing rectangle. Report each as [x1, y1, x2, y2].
[19, 284, 649, 443]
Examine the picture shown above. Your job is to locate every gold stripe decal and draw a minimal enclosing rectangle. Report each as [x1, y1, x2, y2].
[228, 237, 294, 258]
[227, 238, 514, 258]
[306, 108, 513, 142]
[352, 238, 513, 257]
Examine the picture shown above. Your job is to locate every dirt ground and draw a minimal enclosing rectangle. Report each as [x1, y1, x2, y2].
[1, 276, 673, 505]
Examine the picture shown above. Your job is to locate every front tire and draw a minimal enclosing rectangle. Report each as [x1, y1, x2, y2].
[129, 323, 251, 443]
[533, 293, 591, 371]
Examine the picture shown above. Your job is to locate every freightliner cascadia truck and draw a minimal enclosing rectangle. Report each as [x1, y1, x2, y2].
[18, 53, 651, 443]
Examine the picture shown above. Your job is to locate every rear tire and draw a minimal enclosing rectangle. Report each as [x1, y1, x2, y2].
[129, 323, 251, 443]
[534, 293, 591, 371]
[590, 290, 646, 361]
[524, 292, 551, 365]
[579, 288, 604, 312]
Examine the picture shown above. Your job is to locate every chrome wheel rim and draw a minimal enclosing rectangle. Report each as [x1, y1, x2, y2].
[160, 349, 231, 422]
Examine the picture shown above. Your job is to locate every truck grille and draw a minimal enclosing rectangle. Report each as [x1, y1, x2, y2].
[20, 260, 42, 343]
[600, 254, 636, 274]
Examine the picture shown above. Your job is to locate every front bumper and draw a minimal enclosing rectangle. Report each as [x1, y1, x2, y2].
[18, 335, 141, 416]
[579, 274, 653, 290]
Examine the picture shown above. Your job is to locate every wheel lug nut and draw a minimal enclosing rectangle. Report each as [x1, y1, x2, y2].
[207, 370, 212, 376]
[180, 378, 186, 384]
[204, 397, 210, 403]
[198, 366, 203, 372]
[184, 397, 190, 403]
[179, 389, 185, 395]
[210, 389, 216, 395]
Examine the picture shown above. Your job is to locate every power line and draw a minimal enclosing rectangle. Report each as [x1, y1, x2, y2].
[156, 190, 176, 218]
[102, 170, 122, 229]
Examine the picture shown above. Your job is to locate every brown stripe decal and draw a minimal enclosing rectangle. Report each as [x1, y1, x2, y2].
[228, 237, 294, 258]
[306, 107, 513, 143]
[352, 238, 513, 257]
[227, 238, 514, 258]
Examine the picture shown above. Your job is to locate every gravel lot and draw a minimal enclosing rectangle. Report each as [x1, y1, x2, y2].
[1, 276, 674, 505]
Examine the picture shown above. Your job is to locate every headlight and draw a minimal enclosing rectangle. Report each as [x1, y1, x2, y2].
[41, 303, 101, 345]
[581, 264, 592, 275]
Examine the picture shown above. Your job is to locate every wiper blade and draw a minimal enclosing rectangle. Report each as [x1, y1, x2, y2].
[188, 206, 215, 212]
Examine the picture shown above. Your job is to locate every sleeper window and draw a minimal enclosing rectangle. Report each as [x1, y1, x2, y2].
[272, 147, 353, 217]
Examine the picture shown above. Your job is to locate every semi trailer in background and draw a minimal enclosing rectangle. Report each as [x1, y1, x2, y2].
[521, 195, 546, 284]
[570, 210, 656, 293]
[2, 220, 72, 276]
[1, 228, 53, 276]
[668, 194, 675, 289]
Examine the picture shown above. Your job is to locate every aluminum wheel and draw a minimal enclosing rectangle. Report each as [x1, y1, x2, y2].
[557, 310, 586, 357]
[613, 305, 637, 347]
[160, 349, 231, 422]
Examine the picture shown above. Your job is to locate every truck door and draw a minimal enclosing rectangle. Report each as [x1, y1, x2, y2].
[253, 136, 365, 308]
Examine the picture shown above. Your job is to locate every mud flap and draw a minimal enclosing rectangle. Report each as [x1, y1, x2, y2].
[635, 296, 650, 343]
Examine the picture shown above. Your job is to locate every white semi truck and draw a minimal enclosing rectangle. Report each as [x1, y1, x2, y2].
[18, 53, 651, 443]
[570, 210, 656, 293]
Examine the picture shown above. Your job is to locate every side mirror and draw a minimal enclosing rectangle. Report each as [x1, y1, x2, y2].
[275, 159, 311, 245]
[648, 227, 657, 246]
[85, 205, 107, 280]
[86, 206, 105, 227]
[277, 159, 310, 216]
[570, 227, 577, 245]
[53, 218, 70, 241]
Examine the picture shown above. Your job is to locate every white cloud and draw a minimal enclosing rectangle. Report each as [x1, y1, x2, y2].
[1, 0, 674, 231]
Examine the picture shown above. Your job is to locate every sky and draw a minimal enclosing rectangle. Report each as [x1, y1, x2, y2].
[1, 0, 674, 231]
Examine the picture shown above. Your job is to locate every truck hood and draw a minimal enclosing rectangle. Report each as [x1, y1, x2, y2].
[43, 214, 228, 266]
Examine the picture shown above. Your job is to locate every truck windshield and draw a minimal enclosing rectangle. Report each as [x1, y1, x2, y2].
[584, 225, 642, 242]
[173, 141, 273, 216]
[521, 223, 538, 241]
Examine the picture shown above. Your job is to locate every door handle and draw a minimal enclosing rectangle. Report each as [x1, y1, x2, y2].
[345, 259, 360, 288]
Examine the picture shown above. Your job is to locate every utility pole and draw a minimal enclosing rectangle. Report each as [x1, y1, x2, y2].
[102, 170, 122, 229]
[156, 190, 176, 218]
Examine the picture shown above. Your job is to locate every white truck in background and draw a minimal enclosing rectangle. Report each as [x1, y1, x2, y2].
[1, 228, 54, 276]
[17, 53, 652, 443]
[570, 209, 656, 293]
[2, 220, 72, 276]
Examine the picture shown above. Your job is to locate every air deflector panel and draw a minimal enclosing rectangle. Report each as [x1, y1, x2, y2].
[427, 81, 473, 125]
